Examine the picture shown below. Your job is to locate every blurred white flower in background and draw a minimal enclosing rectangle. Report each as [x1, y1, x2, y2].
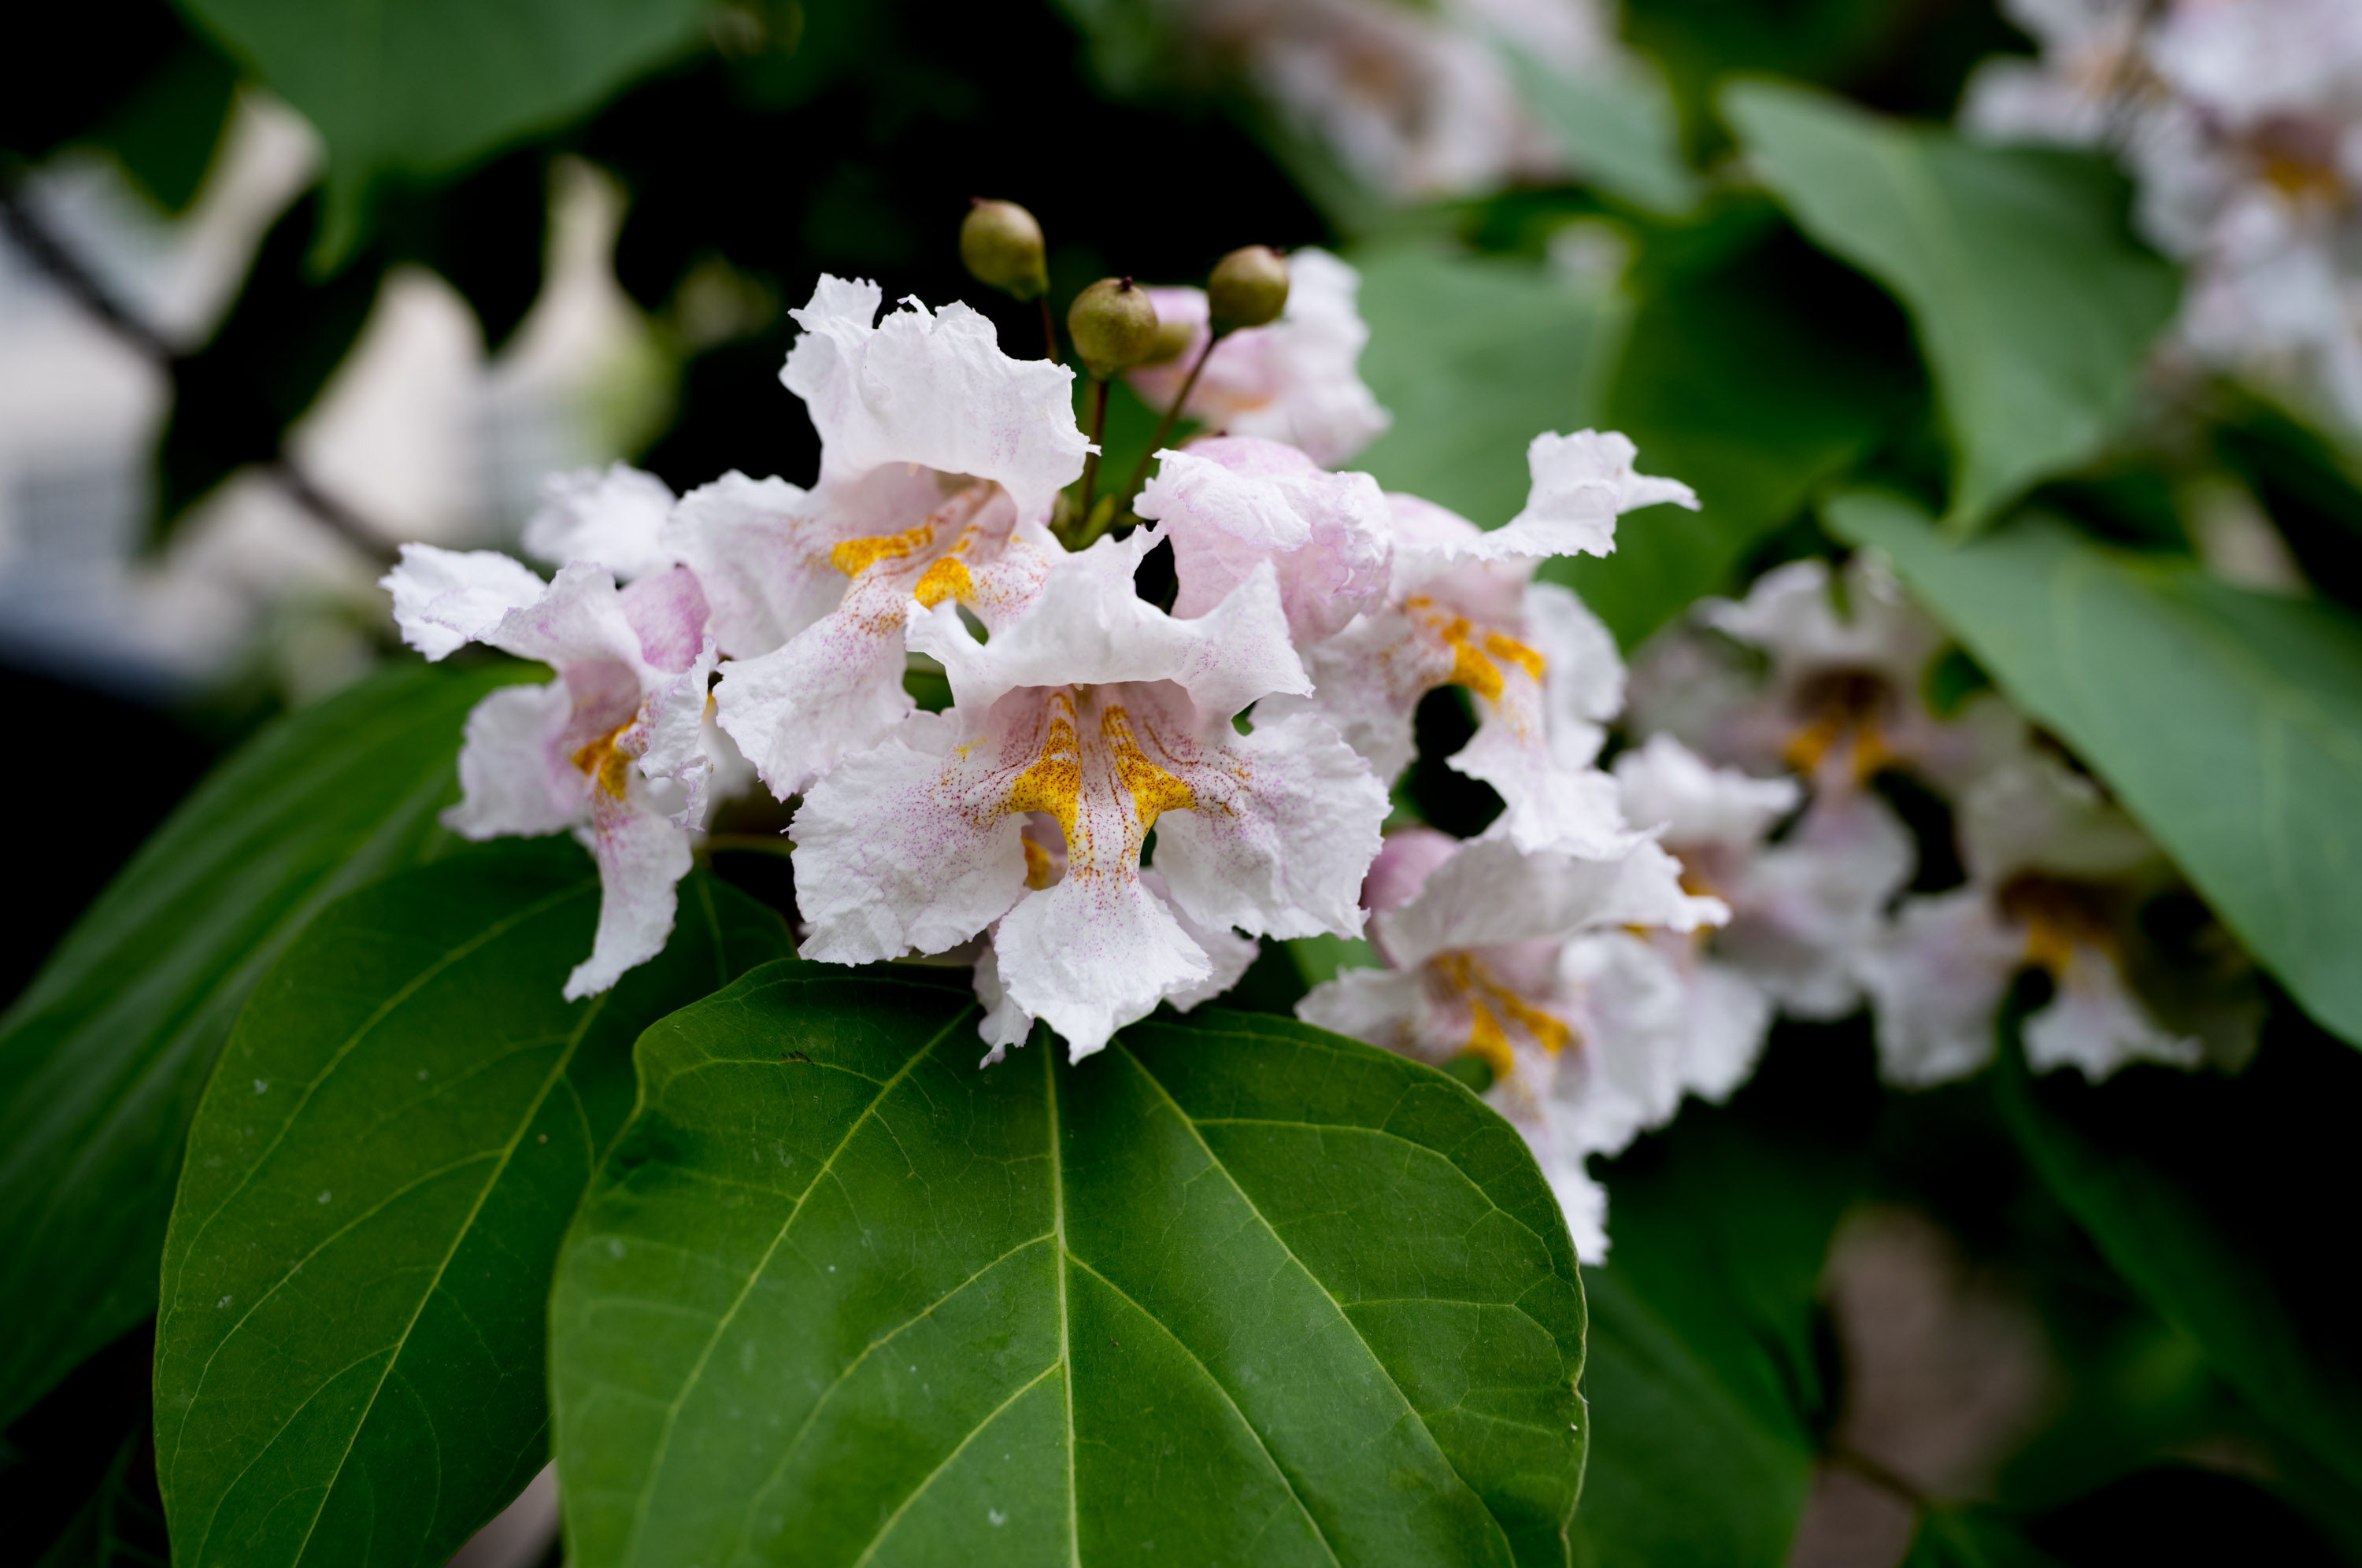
[0, 102, 668, 703]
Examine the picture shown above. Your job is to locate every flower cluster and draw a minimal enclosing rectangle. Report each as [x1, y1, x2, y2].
[1626, 553, 2264, 1093]
[1963, 0, 2362, 430]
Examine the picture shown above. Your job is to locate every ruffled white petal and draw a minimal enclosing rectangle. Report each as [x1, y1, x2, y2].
[994, 866, 1212, 1061]
[911, 541, 1309, 720]
[2024, 945, 2204, 1080]
[1614, 732, 1800, 848]
[1857, 888, 2023, 1087]
[1682, 960, 1775, 1103]
[1375, 837, 1723, 971]
[382, 545, 548, 661]
[1296, 965, 1426, 1052]
[1144, 870, 1260, 1013]
[661, 472, 831, 658]
[1721, 788, 1915, 1019]
[442, 682, 581, 839]
[1134, 437, 1394, 644]
[787, 715, 1031, 964]
[523, 464, 676, 582]
[1492, 431, 1697, 558]
[1152, 708, 1390, 939]
[781, 276, 1089, 525]
[565, 796, 694, 1000]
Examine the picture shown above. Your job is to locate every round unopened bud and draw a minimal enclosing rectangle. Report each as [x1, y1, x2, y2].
[960, 198, 1048, 301]
[1068, 277, 1160, 377]
[1207, 245, 1289, 330]
[1140, 310, 1197, 366]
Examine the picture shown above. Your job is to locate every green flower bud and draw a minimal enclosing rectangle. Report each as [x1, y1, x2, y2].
[1208, 245, 1289, 330]
[1140, 311, 1197, 366]
[960, 198, 1048, 301]
[1067, 277, 1160, 378]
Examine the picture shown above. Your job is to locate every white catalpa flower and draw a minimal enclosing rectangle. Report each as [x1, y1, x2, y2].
[1616, 730, 1915, 1030]
[1132, 434, 1395, 644]
[523, 464, 677, 582]
[1963, 0, 2362, 431]
[383, 545, 719, 998]
[790, 538, 1389, 1061]
[1299, 826, 1727, 1261]
[1857, 747, 2262, 1086]
[1261, 432, 1696, 856]
[1629, 553, 2021, 803]
[1123, 249, 1392, 466]
[668, 276, 1090, 800]
[1174, 0, 1607, 201]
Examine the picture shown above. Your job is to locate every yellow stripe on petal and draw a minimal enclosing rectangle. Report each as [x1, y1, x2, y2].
[1447, 639, 1505, 702]
[1101, 705, 1195, 829]
[829, 521, 934, 579]
[1483, 632, 1546, 683]
[1464, 1002, 1518, 1082]
[913, 556, 973, 608]
[1005, 694, 1083, 842]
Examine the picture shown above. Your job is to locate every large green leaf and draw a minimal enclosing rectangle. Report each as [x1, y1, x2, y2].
[1825, 490, 2362, 1048]
[1509, 55, 1701, 217]
[1724, 82, 2179, 531]
[153, 841, 790, 1568]
[174, 0, 707, 260]
[1352, 243, 1627, 529]
[551, 975, 1586, 1566]
[1553, 254, 1901, 647]
[0, 660, 532, 1426]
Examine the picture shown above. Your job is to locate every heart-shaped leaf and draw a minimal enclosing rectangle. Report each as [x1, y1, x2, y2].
[551, 974, 1586, 1567]
[153, 839, 790, 1568]
[0, 659, 534, 1426]
[1825, 490, 2362, 1049]
[1725, 82, 2179, 531]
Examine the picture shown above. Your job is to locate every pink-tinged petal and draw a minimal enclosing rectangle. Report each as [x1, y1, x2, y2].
[994, 868, 1212, 1061]
[1135, 437, 1394, 643]
[382, 545, 546, 661]
[618, 566, 712, 675]
[1375, 837, 1724, 971]
[478, 560, 646, 676]
[1527, 582, 1624, 730]
[911, 541, 1309, 720]
[1362, 827, 1462, 919]
[633, 635, 720, 819]
[1614, 733, 1800, 849]
[713, 615, 915, 801]
[1857, 888, 2023, 1087]
[1296, 965, 1427, 1052]
[523, 464, 676, 582]
[1495, 430, 1697, 558]
[1457, 724, 1638, 859]
[1260, 607, 1441, 786]
[788, 714, 1031, 964]
[661, 472, 833, 658]
[442, 682, 581, 839]
[1136, 250, 1391, 467]
[781, 276, 1089, 525]
[564, 795, 694, 1000]
[1122, 287, 1211, 414]
[1386, 493, 1509, 601]
[1723, 787, 1914, 1020]
[1151, 707, 1389, 940]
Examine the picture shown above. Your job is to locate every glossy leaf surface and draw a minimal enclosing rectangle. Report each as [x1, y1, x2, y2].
[1726, 83, 2178, 530]
[154, 840, 790, 1568]
[178, 0, 706, 257]
[0, 660, 532, 1425]
[1827, 491, 2362, 1048]
[551, 975, 1587, 1567]
[1353, 243, 1626, 530]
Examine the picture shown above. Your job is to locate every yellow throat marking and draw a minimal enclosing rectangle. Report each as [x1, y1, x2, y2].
[1005, 693, 1083, 844]
[571, 721, 635, 801]
[1101, 705, 1195, 830]
[1436, 952, 1572, 1078]
[1405, 599, 1546, 706]
[830, 520, 935, 579]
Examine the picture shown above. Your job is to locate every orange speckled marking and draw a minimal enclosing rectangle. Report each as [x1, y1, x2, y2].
[1005, 694, 1082, 843]
[913, 556, 973, 608]
[1101, 705, 1195, 829]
